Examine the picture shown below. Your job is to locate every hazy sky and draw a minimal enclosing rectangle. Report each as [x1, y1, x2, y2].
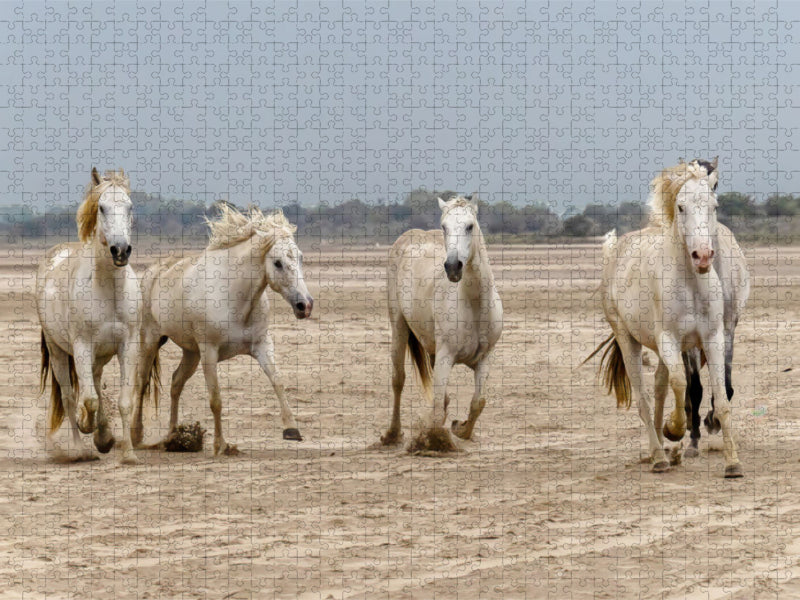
[3, 1, 800, 213]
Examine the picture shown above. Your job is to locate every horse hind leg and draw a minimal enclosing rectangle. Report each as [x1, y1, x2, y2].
[705, 332, 734, 434]
[162, 349, 200, 444]
[381, 316, 409, 445]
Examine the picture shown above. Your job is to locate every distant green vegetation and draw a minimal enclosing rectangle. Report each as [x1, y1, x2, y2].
[2, 189, 797, 245]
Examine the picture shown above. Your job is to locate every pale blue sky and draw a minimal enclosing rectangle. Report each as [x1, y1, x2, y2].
[3, 1, 800, 212]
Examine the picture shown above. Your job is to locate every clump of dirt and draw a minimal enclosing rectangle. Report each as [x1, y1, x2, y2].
[163, 422, 206, 452]
[407, 425, 459, 455]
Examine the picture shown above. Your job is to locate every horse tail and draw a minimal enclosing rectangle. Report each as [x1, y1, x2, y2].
[140, 336, 166, 409]
[407, 329, 433, 403]
[584, 333, 631, 409]
[600, 336, 631, 410]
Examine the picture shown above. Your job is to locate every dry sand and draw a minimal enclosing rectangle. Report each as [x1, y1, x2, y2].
[1, 241, 799, 598]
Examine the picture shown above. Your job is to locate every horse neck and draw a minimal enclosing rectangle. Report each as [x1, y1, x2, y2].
[227, 236, 269, 300]
[463, 226, 495, 294]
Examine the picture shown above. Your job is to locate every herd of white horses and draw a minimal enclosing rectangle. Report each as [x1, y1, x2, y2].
[36, 158, 749, 478]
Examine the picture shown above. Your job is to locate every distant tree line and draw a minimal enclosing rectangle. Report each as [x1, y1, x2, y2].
[2, 188, 798, 244]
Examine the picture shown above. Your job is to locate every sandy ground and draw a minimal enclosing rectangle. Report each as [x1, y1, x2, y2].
[1, 240, 799, 599]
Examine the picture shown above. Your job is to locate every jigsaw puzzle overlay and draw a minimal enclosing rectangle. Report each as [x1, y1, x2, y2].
[2, 2, 800, 598]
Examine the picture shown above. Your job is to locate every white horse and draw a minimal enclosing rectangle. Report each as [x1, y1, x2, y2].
[381, 195, 503, 451]
[677, 159, 751, 457]
[591, 160, 743, 477]
[131, 205, 313, 456]
[37, 168, 140, 463]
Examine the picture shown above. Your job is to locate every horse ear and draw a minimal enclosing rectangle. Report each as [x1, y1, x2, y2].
[471, 202, 479, 215]
[437, 197, 447, 210]
[91, 167, 101, 186]
[711, 156, 719, 170]
[709, 170, 719, 190]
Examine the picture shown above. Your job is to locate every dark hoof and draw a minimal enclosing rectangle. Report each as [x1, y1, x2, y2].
[724, 464, 744, 479]
[223, 444, 240, 456]
[684, 446, 699, 459]
[450, 420, 472, 440]
[704, 411, 721, 434]
[283, 428, 303, 441]
[652, 460, 670, 473]
[94, 434, 116, 454]
[662, 423, 685, 442]
[380, 430, 404, 446]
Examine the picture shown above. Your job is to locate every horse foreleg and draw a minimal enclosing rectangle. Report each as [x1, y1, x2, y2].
[381, 316, 409, 445]
[705, 328, 742, 478]
[252, 335, 302, 442]
[452, 356, 490, 440]
[91, 362, 115, 454]
[131, 329, 162, 447]
[46, 342, 94, 460]
[657, 333, 688, 444]
[115, 341, 140, 464]
[201, 346, 237, 456]
[72, 340, 99, 436]
[430, 352, 454, 429]
[706, 329, 735, 434]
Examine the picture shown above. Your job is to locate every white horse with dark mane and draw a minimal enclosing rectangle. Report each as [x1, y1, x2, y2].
[590, 160, 743, 478]
[131, 205, 313, 456]
[381, 195, 503, 451]
[37, 168, 141, 463]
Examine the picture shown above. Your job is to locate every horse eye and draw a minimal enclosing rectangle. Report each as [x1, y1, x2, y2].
[678, 205, 684, 213]
[99, 206, 106, 215]
[466, 224, 474, 232]
[274, 260, 283, 270]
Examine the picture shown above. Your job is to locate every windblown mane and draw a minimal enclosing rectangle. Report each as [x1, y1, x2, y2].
[206, 204, 296, 254]
[646, 160, 709, 228]
[440, 195, 476, 216]
[77, 169, 130, 242]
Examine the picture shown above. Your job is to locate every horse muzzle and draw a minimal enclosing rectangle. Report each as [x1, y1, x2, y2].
[691, 249, 714, 274]
[110, 243, 133, 267]
[444, 259, 463, 283]
[292, 295, 314, 319]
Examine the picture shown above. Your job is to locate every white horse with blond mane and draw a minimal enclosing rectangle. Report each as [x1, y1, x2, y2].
[131, 205, 313, 456]
[680, 158, 750, 458]
[590, 159, 743, 478]
[381, 195, 503, 451]
[37, 167, 141, 463]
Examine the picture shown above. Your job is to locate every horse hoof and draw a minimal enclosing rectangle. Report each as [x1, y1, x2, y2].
[652, 460, 670, 473]
[77, 406, 96, 434]
[223, 444, 240, 456]
[120, 453, 140, 466]
[684, 446, 699, 459]
[94, 434, 116, 454]
[662, 423, 685, 442]
[282, 428, 303, 441]
[451, 420, 473, 440]
[724, 464, 743, 479]
[380, 430, 404, 446]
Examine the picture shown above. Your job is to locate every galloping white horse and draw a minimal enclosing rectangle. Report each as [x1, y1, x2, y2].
[381, 195, 503, 450]
[592, 160, 743, 478]
[37, 168, 140, 463]
[680, 159, 750, 458]
[131, 205, 313, 456]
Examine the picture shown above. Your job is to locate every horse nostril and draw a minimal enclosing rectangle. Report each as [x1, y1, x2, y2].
[691, 251, 699, 260]
[110, 246, 119, 257]
[295, 302, 306, 312]
[125, 246, 133, 257]
[457, 261, 463, 270]
[708, 250, 714, 259]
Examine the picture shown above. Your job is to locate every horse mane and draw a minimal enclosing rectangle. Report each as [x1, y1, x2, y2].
[647, 160, 710, 228]
[206, 204, 296, 255]
[77, 169, 130, 242]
